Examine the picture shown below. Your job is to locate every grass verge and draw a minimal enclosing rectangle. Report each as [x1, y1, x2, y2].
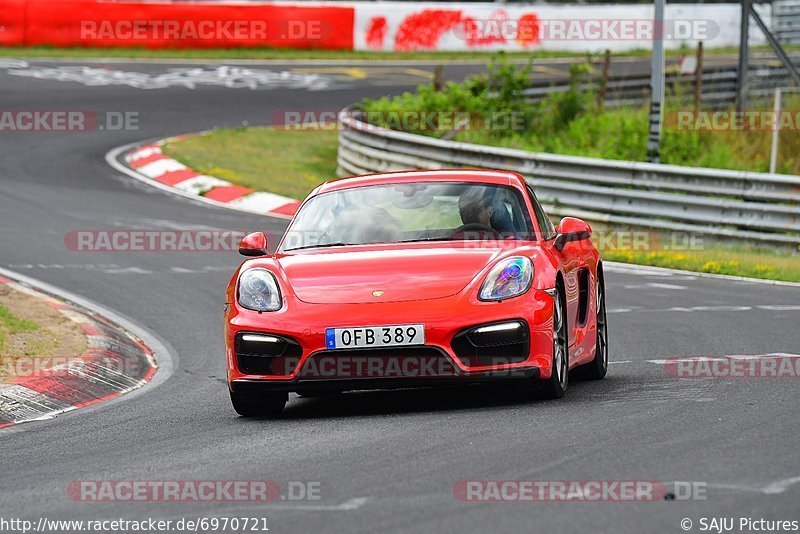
[0, 305, 39, 353]
[600, 245, 800, 282]
[362, 58, 800, 175]
[0, 46, 624, 61]
[162, 127, 338, 200]
[2, 45, 796, 61]
[0, 284, 87, 382]
[162, 127, 800, 282]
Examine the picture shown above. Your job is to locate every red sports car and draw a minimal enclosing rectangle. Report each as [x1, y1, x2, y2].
[225, 170, 608, 416]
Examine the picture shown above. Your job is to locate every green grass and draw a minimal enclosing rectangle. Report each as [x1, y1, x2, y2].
[0, 45, 632, 61]
[162, 127, 339, 200]
[362, 56, 800, 174]
[164, 126, 800, 282]
[599, 245, 800, 283]
[454, 105, 800, 175]
[0, 304, 39, 352]
[3, 44, 796, 61]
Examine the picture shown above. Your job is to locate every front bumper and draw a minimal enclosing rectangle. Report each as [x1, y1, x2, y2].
[225, 288, 555, 391]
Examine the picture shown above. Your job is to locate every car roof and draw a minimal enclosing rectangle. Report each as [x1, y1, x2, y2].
[313, 169, 527, 196]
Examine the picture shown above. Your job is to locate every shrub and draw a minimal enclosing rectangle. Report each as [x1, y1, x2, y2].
[360, 54, 800, 175]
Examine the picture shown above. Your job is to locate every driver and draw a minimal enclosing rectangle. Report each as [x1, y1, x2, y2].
[458, 188, 495, 228]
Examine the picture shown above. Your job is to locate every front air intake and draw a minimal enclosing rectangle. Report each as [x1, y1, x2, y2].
[451, 320, 530, 367]
[235, 332, 303, 375]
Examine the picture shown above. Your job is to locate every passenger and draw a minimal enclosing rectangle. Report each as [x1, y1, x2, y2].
[458, 189, 495, 228]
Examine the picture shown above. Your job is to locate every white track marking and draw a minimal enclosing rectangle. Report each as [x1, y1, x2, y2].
[623, 283, 688, 290]
[172, 175, 230, 195]
[605, 264, 675, 277]
[705, 476, 800, 495]
[647, 358, 729, 365]
[0, 59, 29, 69]
[605, 304, 800, 315]
[6, 65, 338, 91]
[102, 267, 153, 275]
[647, 282, 688, 290]
[0, 267, 175, 435]
[264, 496, 370, 511]
[639, 306, 752, 313]
[227, 191, 297, 212]
[127, 145, 162, 161]
[106, 141, 294, 220]
[761, 476, 800, 494]
[137, 158, 187, 178]
[728, 353, 800, 360]
[158, 497, 370, 518]
[169, 266, 235, 274]
[647, 354, 800, 365]
[689, 305, 752, 312]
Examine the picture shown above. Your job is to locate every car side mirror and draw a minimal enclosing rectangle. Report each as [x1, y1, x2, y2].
[238, 232, 268, 256]
[554, 217, 592, 252]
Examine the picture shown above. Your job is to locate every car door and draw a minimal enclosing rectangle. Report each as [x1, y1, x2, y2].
[526, 186, 584, 347]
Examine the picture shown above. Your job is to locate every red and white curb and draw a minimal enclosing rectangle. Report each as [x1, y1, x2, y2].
[122, 137, 301, 219]
[0, 275, 157, 429]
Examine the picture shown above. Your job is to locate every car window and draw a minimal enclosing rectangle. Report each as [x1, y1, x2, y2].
[527, 185, 556, 240]
[281, 182, 535, 251]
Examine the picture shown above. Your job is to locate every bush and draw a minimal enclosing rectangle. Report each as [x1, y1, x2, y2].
[360, 55, 800, 175]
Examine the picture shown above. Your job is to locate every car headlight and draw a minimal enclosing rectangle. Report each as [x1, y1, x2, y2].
[238, 268, 282, 311]
[479, 257, 533, 301]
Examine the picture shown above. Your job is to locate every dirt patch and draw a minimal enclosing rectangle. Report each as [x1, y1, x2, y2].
[0, 284, 87, 382]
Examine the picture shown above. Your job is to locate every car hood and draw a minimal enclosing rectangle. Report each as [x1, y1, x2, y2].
[277, 245, 503, 304]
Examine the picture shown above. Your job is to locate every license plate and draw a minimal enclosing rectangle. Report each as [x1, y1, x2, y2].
[325, 324, 425, 350]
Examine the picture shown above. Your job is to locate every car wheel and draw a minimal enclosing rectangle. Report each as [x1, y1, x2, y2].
[582, 274, 609, 380]
[541, 285, 569, 399]
[230, 390, 287, 417]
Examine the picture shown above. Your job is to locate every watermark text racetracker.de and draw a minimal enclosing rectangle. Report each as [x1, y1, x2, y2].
[281, 229, 705, 253]
[453, 17, 719, 42]
[80, 19, 331, 41]
[0, 355, 148, 379]
[68, 480, 321, 502]
[64, 228, 707, 254]
[0, 111, 139, 132]
[64, 230, 247, 252]
[668, 110, 800, 131]
[453, 480, 707, 502]
[664, 355, 800, 379]
[271, 109, 528, 133]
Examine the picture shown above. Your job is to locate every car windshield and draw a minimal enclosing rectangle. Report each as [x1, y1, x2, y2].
[281, 181, 534, 251]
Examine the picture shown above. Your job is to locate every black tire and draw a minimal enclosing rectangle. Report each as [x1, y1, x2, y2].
[230, 390, 287, 417]
[541, 284, 569, 399]
[581, 271, 609, 380]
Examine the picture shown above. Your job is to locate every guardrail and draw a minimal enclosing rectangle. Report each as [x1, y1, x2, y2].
[337, 107, 800, 247]
[523, 63, 799, 109]
[774, 0, 800, 45]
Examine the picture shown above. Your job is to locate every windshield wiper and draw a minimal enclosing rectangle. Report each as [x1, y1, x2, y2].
[283, 242, 351, 252]
[285, 237, 455, 251]
[395, 236, 454, 244]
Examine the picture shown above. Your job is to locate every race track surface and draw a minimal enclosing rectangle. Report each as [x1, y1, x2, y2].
[1, 59, 799, 534]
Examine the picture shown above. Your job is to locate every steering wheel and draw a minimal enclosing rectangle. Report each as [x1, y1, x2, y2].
[451, 223, 501, 240]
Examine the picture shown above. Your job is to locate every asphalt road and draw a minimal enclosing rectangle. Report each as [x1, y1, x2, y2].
[0, 59, 799, 534]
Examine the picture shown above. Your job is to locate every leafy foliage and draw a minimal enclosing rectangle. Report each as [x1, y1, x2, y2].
[361, 55, 800, 174]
